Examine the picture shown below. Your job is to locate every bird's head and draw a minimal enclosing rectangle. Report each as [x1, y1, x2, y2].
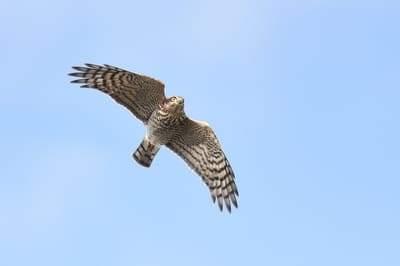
[163, 96, 185, 114]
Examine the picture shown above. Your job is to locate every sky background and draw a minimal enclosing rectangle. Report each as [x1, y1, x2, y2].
[1, 1, 399, 265]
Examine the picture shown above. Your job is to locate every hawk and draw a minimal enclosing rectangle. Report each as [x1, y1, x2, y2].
[69, 64, 238, 212]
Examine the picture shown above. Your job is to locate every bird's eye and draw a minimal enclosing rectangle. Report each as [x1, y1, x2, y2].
[170, 97, 177, 102]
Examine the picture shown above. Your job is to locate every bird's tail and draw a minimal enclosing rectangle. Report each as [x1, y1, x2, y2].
[133, 138, 160, 168]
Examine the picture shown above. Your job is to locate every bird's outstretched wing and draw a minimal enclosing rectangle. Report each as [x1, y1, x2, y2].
[166, 118, 238, 212]
[69, 64, 166, 122]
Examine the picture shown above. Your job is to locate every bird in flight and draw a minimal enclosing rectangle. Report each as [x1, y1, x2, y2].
[69, 64, 238, 212]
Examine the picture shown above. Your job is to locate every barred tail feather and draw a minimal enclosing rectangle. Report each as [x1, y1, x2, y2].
[133, 138, 160, 168]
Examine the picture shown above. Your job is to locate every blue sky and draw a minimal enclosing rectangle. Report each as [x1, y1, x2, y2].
[1, 1, 399, 265]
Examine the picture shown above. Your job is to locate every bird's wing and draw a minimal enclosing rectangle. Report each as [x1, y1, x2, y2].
[166, 118, 238, 212]
[69, 64, 166, 122]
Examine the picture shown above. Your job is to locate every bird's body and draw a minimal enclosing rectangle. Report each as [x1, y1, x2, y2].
[134, 96, 186, 168]
[69, 64, 238, 212]
[147, 97, 186, 146]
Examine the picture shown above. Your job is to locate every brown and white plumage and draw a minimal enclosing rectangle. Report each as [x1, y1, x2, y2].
[166, 119, 238, 211]
[70, 63, 165, 122]
[69, 63, 238, 212]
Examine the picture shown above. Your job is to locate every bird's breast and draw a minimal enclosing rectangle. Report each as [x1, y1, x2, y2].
[146, 111, 180, 145]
